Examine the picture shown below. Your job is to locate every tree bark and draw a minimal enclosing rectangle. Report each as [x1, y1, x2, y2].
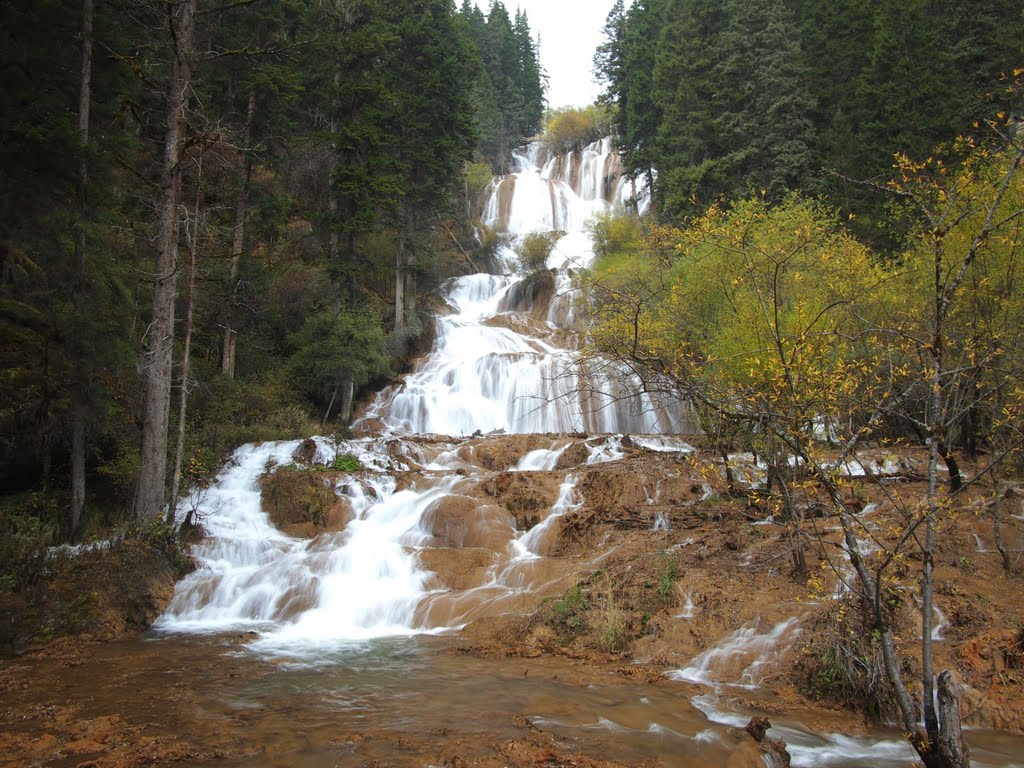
[938, 441, 962, 492]
[339, 375, 354, 423]
[936, 670, 971, 768]
[221, 89, 256, 379]
[168, 157, 202, 525]
[134, 0, 196, 521]
[994, 486, 1013, 571]
[833, 501, 923, 742]
[394, 232, 405, 329]
[70, 0, 93, 536]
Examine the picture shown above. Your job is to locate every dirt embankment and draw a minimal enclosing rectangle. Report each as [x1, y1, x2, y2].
[256, 433, 1024, 736]
[1, 528, 194, 654]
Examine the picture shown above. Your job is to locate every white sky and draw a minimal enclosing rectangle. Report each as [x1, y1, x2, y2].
[471, 0, 618, 109]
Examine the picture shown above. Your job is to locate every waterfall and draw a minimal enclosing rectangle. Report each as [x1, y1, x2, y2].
[158, 138, 686, 651]
[359, 137, 688, 436]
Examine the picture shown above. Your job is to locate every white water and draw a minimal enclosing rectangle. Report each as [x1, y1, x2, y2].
[669, 617, 802, 687]
[155, 440, 458, 648]
[159, 139, 678, 648]
[359, 139, 687, 437]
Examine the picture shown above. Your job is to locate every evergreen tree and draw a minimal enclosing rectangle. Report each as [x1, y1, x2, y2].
[714, 0, 816, 203]
[650, 0, 725, 216]
[513, 9, 545, 138]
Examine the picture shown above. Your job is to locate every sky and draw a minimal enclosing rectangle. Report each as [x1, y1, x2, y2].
[471, 0, 618, 109]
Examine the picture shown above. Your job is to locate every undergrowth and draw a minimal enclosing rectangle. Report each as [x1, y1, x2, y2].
[796, 594, 904, 722]
[547, 583, 589, 638]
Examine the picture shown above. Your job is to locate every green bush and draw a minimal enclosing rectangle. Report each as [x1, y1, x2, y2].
[0, 498, 57, 593]
[515, 232, 555, 273]
[331, 453, 362, 473]
[542, 105, 615, 155]
[547, 583, 589, 636]
[657, 554, 678, 605]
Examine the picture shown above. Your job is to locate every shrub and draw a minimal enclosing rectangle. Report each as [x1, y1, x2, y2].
[514, 232, 555, 273]
[542, 105, 615, 155]
[594, 582, 628, 652]
[331, 453, 362, 473]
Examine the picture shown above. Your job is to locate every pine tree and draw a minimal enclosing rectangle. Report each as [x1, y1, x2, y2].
[649, 0, 726, 216]
[714, 0, 816, 202]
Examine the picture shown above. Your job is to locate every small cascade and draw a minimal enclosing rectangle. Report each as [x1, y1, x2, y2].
[513, 445, 569, 472]
[676, 592, 695, 619]
[931, 605, 948, 642]
[156, 440, 460, 647]
[669, 617, 801, 688]
[514, 475, 582, 560]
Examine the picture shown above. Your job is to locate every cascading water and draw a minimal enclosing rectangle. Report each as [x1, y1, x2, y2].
[158, 139, 680, 648]
[358, 138, 686, 436]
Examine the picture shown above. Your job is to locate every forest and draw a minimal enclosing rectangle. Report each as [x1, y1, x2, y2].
[0, 0, 544, 553]
[2, 1, 1024, 766]
[595, 0, 1024, 239]
[586, 3, 1023, 764]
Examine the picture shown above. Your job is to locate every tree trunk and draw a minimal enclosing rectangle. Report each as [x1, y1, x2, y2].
[779, 478, 806, 576]
[323, 384, 338, 426]
[221, 89, 256, 379]
[394, 232, 405, 330]
[936, 670, 971, 768]
[339, 375, 354, 423]
[168, 157, 202, 525]
[938, 441, 962, 492]
[994, 486, 1013, 571]
[134, 0, 195, 521]
[70, 0, 93, 536]
[832, 500, 922, 742]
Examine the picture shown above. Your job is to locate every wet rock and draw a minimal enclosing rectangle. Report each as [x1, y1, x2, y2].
[259, 467, 352, 537]
[292, 438, 318, 464]
[15, 536, 194, 648]
[418, 548, 495, 591]
[725, 717, 791, 768]
[422, 495, 515, 549]
[553, 442, 591, 470]
[481, 471, 561, 529]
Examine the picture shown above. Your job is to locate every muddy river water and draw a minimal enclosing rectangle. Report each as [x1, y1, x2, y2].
[4, 630, 1021, 768]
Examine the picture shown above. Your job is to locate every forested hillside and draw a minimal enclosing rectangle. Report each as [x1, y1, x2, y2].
[0, 0, 544, 546]
[595, 0, 1024, 240]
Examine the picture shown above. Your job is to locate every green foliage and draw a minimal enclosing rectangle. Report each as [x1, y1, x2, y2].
[585, 195, 885, 453]
[289, 310, 391, 419]
[0, 0, 507, 551]
[588, 213, 643, 263]
[463, 160, 494, 218]
[542, 105, 615, 155]
[260, 464, 337, 530]
[514, 232, 555, 273]
[331, 453, 362, 473]
[547, 583, 589, 636]
[596, 0, 1023, 231]
[657, 554, 678, 605]
[797, 598, 900, 722]
[457, 1, 546, 170]
[0, 498, 57, 593]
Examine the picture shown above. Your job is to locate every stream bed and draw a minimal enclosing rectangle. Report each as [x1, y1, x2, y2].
[4, 631, 1022, 768]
